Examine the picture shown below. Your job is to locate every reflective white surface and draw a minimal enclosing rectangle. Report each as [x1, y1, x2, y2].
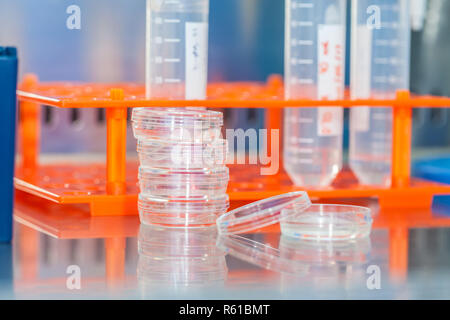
[3, 201, 450, 299]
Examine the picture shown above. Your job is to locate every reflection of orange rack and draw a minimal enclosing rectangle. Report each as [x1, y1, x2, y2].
[15, 74, 450, 216]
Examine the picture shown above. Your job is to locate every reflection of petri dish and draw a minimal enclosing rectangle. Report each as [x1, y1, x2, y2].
[138, 224, 222, 259]
[279, 235, 372, 266]
[138, 255, 228, 286]
[138, 224, 227, 287]
[280, 204, 372, 241]
[217, 235, 308, 275]
[278, 236, 372, 283]
[216, 191, 311, 235]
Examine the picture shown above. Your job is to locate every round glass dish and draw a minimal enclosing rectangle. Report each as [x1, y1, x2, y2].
[138, 166, 229, 199]
[280, 204, 372, 241]
[139, 194, 230, 227]
[132, 107, 223, 142]
[137, 138, 228, 169]
[216, 191, 311, 235]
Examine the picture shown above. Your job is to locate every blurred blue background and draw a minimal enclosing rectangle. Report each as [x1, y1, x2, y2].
[0, 0, 284, 153]
[0, 0, 285, 82]
[1, 0, 450, 154]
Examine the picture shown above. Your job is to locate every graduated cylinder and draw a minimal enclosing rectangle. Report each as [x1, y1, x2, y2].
[284, 0, 346, 188]
[350, 0, 411, 187]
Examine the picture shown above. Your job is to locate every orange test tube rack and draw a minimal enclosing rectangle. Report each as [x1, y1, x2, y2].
[14, 74, 450, 216]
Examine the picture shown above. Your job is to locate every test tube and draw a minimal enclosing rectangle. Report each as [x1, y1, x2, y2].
[146, 0, 209, 100]
[284, 0, 346, 187]
[349, 0, 410, 186]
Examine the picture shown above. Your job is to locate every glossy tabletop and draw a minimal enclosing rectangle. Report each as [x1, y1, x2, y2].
[1, 192, 450, 300]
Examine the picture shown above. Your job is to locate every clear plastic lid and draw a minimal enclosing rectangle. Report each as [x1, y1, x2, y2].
[132, 108, 224, 142]
[216, 191, 311, 235]
[138, 166, 229, 181]
[137, 139, 228, 170]
[132, 107, 223, 129]
[137, 138, 228, 156]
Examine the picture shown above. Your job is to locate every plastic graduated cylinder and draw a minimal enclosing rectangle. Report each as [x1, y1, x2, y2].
[349, 0, 410, 186]
[283, 0, 346, 188]
[145, 0, 209, 100]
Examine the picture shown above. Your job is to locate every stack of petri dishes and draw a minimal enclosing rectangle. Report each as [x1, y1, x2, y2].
[132, 107, 230, 227]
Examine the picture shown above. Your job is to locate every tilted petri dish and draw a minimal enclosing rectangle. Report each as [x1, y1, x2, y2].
[216, 191, 311, 235]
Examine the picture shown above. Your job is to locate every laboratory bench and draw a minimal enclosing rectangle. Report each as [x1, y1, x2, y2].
[0, 190, 449, 300]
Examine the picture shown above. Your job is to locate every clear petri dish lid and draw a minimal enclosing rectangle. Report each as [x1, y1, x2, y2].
[216, 191, 311, 235]
[138, 166, 229, 179]
[132, 107, 223, 129]
[139, 194, 230, 213]
[137, 139, 228, 169]
[137, 138, 228, 155]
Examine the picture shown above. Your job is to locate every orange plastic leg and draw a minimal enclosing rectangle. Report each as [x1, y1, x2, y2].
[265, 75, 283, 134]
[265, 76, 283, 173]
[19, 74, 40, 173]
[106, 89, 127, 195]
[391, 90, 412, 188]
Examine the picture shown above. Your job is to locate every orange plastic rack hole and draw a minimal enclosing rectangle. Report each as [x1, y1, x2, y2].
[14, 74, 450, 216]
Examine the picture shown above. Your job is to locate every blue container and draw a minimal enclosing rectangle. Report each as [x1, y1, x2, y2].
[0, 47, 18, 243]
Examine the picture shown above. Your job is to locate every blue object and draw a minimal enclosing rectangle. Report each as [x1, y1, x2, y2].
[413, 156, 450, 214]
[0, 47, 18, 243]
[413, 157, 450, 184]
[0, 244, 13, 297]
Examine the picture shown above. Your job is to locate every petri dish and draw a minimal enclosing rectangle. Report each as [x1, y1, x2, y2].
[139, 194, 229, 227]
[132, 108, 223, 142]
[280, 204, 372, 241]
[137, 138, 228, 169]
[216, 191, 311, 235]
[138, 166, 229, 199]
